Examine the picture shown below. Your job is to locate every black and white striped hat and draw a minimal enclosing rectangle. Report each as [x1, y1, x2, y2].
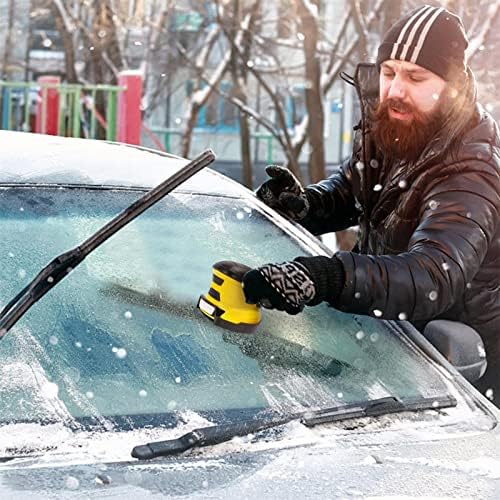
[376, 5, 468, 81]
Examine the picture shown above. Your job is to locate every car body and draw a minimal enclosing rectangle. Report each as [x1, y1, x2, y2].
[0, 131, 499, 498]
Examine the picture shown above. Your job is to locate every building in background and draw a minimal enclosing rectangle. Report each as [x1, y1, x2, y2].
[1, 0, 498, 188]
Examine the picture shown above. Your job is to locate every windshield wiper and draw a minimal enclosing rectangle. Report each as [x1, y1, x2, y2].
[299, 394, 455, 426]
[131, 394, 456, 460]
[131, 413, 296, 460]
[0, 149, 215, 338]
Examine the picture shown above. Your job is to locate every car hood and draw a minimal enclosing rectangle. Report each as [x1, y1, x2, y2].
[1, 410, 500, 499]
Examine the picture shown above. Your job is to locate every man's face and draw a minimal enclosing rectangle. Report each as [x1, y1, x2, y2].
[379, 60, 446, 120]
[374, 60, 449, 162]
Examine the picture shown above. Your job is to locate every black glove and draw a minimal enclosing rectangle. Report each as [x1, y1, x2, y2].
[242, 261, 316, 315]
[256, 165, 309, 221]
[242, 256, 346, 315]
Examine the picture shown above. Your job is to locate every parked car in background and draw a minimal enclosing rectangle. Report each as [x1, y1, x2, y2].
[0, 131, 499, 498]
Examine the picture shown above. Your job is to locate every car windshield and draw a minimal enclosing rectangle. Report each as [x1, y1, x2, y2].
[0, 185, 450, 429]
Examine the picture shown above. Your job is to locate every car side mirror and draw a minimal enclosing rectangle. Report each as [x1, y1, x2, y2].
[422, 320, 487, 383]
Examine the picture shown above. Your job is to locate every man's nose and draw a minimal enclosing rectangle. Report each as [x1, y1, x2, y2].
[387, 77, 406, 99]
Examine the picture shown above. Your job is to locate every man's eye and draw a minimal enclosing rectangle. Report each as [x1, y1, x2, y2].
[410, 76, 424, 82]
[383, 72, 395, 78]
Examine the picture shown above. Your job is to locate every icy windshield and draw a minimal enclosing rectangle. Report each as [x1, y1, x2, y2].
[0, 186, 449, 428]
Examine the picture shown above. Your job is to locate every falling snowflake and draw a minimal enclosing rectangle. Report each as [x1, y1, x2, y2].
[442, 263, 450, 271]
[398, 180, 408, 189]
[373, 184, 382, 192]
[115, 348, 127, 359]
[477, 344, 486, 359]
[354, 292, 361, 299]
[369, 159, 379, 168]
[398, 312, 408, 320]
[124, 311, 133, 319]
[355, 330, 365, 340]
[428, 290, 438, 301]
[429, 200, 439, 210]
[65, 476, 80, 490]
[373, 309, 383, 317]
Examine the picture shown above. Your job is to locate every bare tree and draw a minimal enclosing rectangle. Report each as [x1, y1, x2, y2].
[295, 0, 325, 183]
[219, 0, 261, 188]
[176, 23, 233, 157]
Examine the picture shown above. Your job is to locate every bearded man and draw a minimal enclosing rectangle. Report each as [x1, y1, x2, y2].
[242, 6, 500, 402]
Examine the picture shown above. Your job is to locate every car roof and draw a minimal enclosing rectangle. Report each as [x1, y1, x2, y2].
[0, 131, 248, 196]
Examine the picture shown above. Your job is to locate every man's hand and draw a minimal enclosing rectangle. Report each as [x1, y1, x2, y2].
[242, 261, 316, 315]
[256, 165, 309, 221]
[242, 256, 346, 315]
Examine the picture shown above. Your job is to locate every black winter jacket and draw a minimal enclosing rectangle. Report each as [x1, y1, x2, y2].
[301, 64, 500, 356]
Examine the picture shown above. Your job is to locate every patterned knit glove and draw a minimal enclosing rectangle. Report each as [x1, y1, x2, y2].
[242, 261, 316, 315]
[256, 165, 310, 221]
[243, 256, 345, 315]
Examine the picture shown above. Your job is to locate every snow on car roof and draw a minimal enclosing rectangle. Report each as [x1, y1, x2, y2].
[0, 131, 247, 196]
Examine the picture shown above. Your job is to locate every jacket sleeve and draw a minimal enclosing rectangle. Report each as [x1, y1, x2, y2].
[299, 157, 360, 236]
[331, 161, 500, 321]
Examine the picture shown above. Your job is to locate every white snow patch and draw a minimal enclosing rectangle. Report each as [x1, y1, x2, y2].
[385, 455, 500, 479]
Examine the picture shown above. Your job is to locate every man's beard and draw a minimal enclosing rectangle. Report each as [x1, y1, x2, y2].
[372, 98, 445, 163]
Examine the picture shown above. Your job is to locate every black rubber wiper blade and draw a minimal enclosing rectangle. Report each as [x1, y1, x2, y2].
[131, 395, 457, 460]
[0, 149, 216, 338]
[131, 413, 295, 460]
[301, 394, 457, 427]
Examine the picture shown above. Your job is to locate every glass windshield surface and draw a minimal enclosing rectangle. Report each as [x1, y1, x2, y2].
[0, 186, 448, 427]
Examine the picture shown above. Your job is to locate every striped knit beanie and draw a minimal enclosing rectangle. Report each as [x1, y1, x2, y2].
[376, 5, 468, 81]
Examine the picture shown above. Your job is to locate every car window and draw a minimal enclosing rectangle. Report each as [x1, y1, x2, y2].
[0, 187, 449, 428]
